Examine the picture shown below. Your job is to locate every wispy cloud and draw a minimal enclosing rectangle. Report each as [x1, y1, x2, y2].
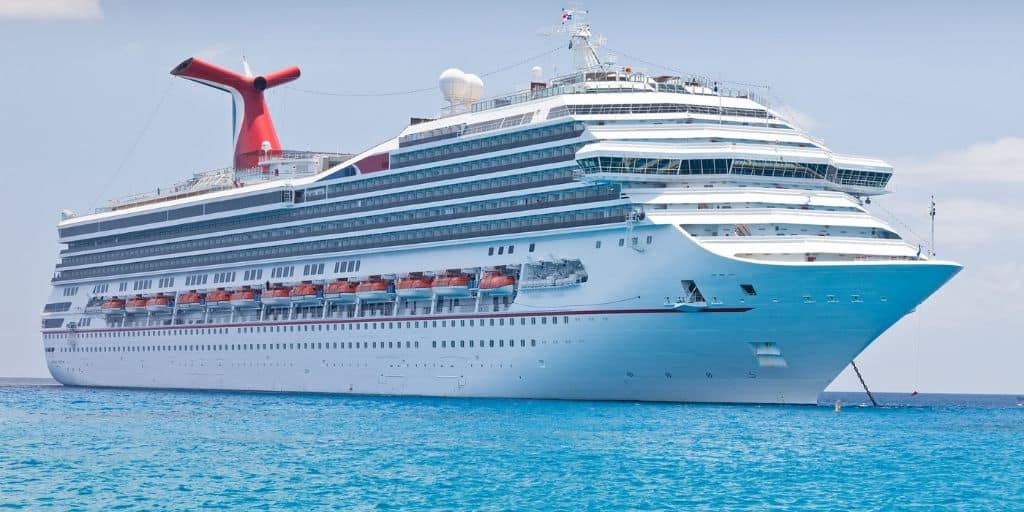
[895, 136, 1024, 183]
[773, 104, 818, 132]
[195, 43, 233, 63]
[867, 136, 1024, 251]
[0, 0, 102, 20]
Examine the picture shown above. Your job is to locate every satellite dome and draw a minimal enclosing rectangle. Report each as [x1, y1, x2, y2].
[531, 66, 543, 82]
[439, 68, 469, 104]
[463, 73, 483, 105]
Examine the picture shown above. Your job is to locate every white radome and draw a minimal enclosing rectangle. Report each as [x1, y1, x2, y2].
[439, 68, 469, 104]
[463, 73, 483, 105]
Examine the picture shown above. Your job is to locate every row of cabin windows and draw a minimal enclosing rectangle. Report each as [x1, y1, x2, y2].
[595, 236, 654, 249]
[398, 111, 534, 147]
[333, 260, 361, 273]
[582, 118, 792, 130]
[44, 315, 573, 340]
[185, 274, 208, 286]
[43, 302, 72, 313]
[53, 205, 632, 281]
[271, 266, 295, 279]
[547, 102, 774, 120]
[324, 144, 580, 199]
[58, 191, 286, 239]
[62, 286, 79, 296]
[132, 279, 152, 291]
[59, 180, 616, 269]
[53, 337, 560, 353]
[61, 137, 576, 245]
[80, 260, 348, 300]
[213, 271, 236, 284]
[488, 245, 517, 256]
[58, 187, 614, 270]
[303, 263, 325, 276]
[679, 223, 901, 240]
[65, 166, 577, 255]
[577, 156, 891, 189]
[391, 121, 583, 168]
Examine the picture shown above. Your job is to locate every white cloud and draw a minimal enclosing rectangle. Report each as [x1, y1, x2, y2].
[773, 104, 818, 132]
[194, 43, 233, 63]
[895, 136, 1024, 183]
[0, 0, 102, 20]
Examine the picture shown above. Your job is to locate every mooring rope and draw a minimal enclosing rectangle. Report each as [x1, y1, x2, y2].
[851, 360, 879, 406]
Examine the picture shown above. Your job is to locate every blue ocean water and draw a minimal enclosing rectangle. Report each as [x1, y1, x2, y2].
[1, 382, 1021, 511]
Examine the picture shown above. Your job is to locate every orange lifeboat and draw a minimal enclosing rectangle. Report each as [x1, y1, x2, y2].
[145, 294, 172, 313]
[261, 286, 291, 307]
[479, 271, 515, 296]
[206, 288, 231, 308]
[324, 279, 357, 303]
[355, 279, 392, 302]
[176, 290, 203, 310]
[290, 281, 322, 305]
[396, 276, 434, 299]
[100, 297, 125, 315]
[432, 274, 472, 297]
[125, 296, 148, 314]
[229, 287, 259, 308]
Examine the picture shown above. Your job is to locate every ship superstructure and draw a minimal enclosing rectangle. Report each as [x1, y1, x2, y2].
[40, 14, 959, 404]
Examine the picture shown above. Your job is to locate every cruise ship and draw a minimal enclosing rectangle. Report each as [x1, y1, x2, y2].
[40, 14, 960, 404]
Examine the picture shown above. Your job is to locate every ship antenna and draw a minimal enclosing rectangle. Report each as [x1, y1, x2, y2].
[929, 195, 936, 257]
[545, 4, 606, 72]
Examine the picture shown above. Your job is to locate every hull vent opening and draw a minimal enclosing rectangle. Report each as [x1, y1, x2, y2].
[750, 342, 787, 367]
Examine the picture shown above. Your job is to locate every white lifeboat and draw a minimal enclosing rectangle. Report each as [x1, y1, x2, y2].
[432, 274, 472, 297]
[324, 280, 357, 303]
[396, 276, 433, 299]
[124, 296, 148, 314]
[261, 286, 291, 307]
[355, 280, 392, 302]
[479, 271, 515, 296]
[229, 288, 259, 308]
[145, 294, 172, 313]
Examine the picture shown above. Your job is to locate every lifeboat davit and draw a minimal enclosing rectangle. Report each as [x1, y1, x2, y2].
[176, 291, 203, 310]
[324, 280, 357, 303]
[432, 274, 472, 297]
[229, 287, 259, 308]
[125, 296, 148, 313]
[261, 286, 291, 307]
[290, 281, 322, 305]
[145, 294, 172, 313]
[206, 288, 232, 308]
[355, 279, 392, 302]
[479, 271, 515, 295]
[100, 297, 125, 315]
[396, 276, 434, 299]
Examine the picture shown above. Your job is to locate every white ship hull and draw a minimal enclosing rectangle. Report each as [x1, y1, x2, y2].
[42, 226, 959, 404]
[41, 40, 960, 404]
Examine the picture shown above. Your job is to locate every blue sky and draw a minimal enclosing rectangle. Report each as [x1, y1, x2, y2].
[1, 0, 1021, 393]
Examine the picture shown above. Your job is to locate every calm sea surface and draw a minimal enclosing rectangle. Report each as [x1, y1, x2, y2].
[1, 380, 1021, 511]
